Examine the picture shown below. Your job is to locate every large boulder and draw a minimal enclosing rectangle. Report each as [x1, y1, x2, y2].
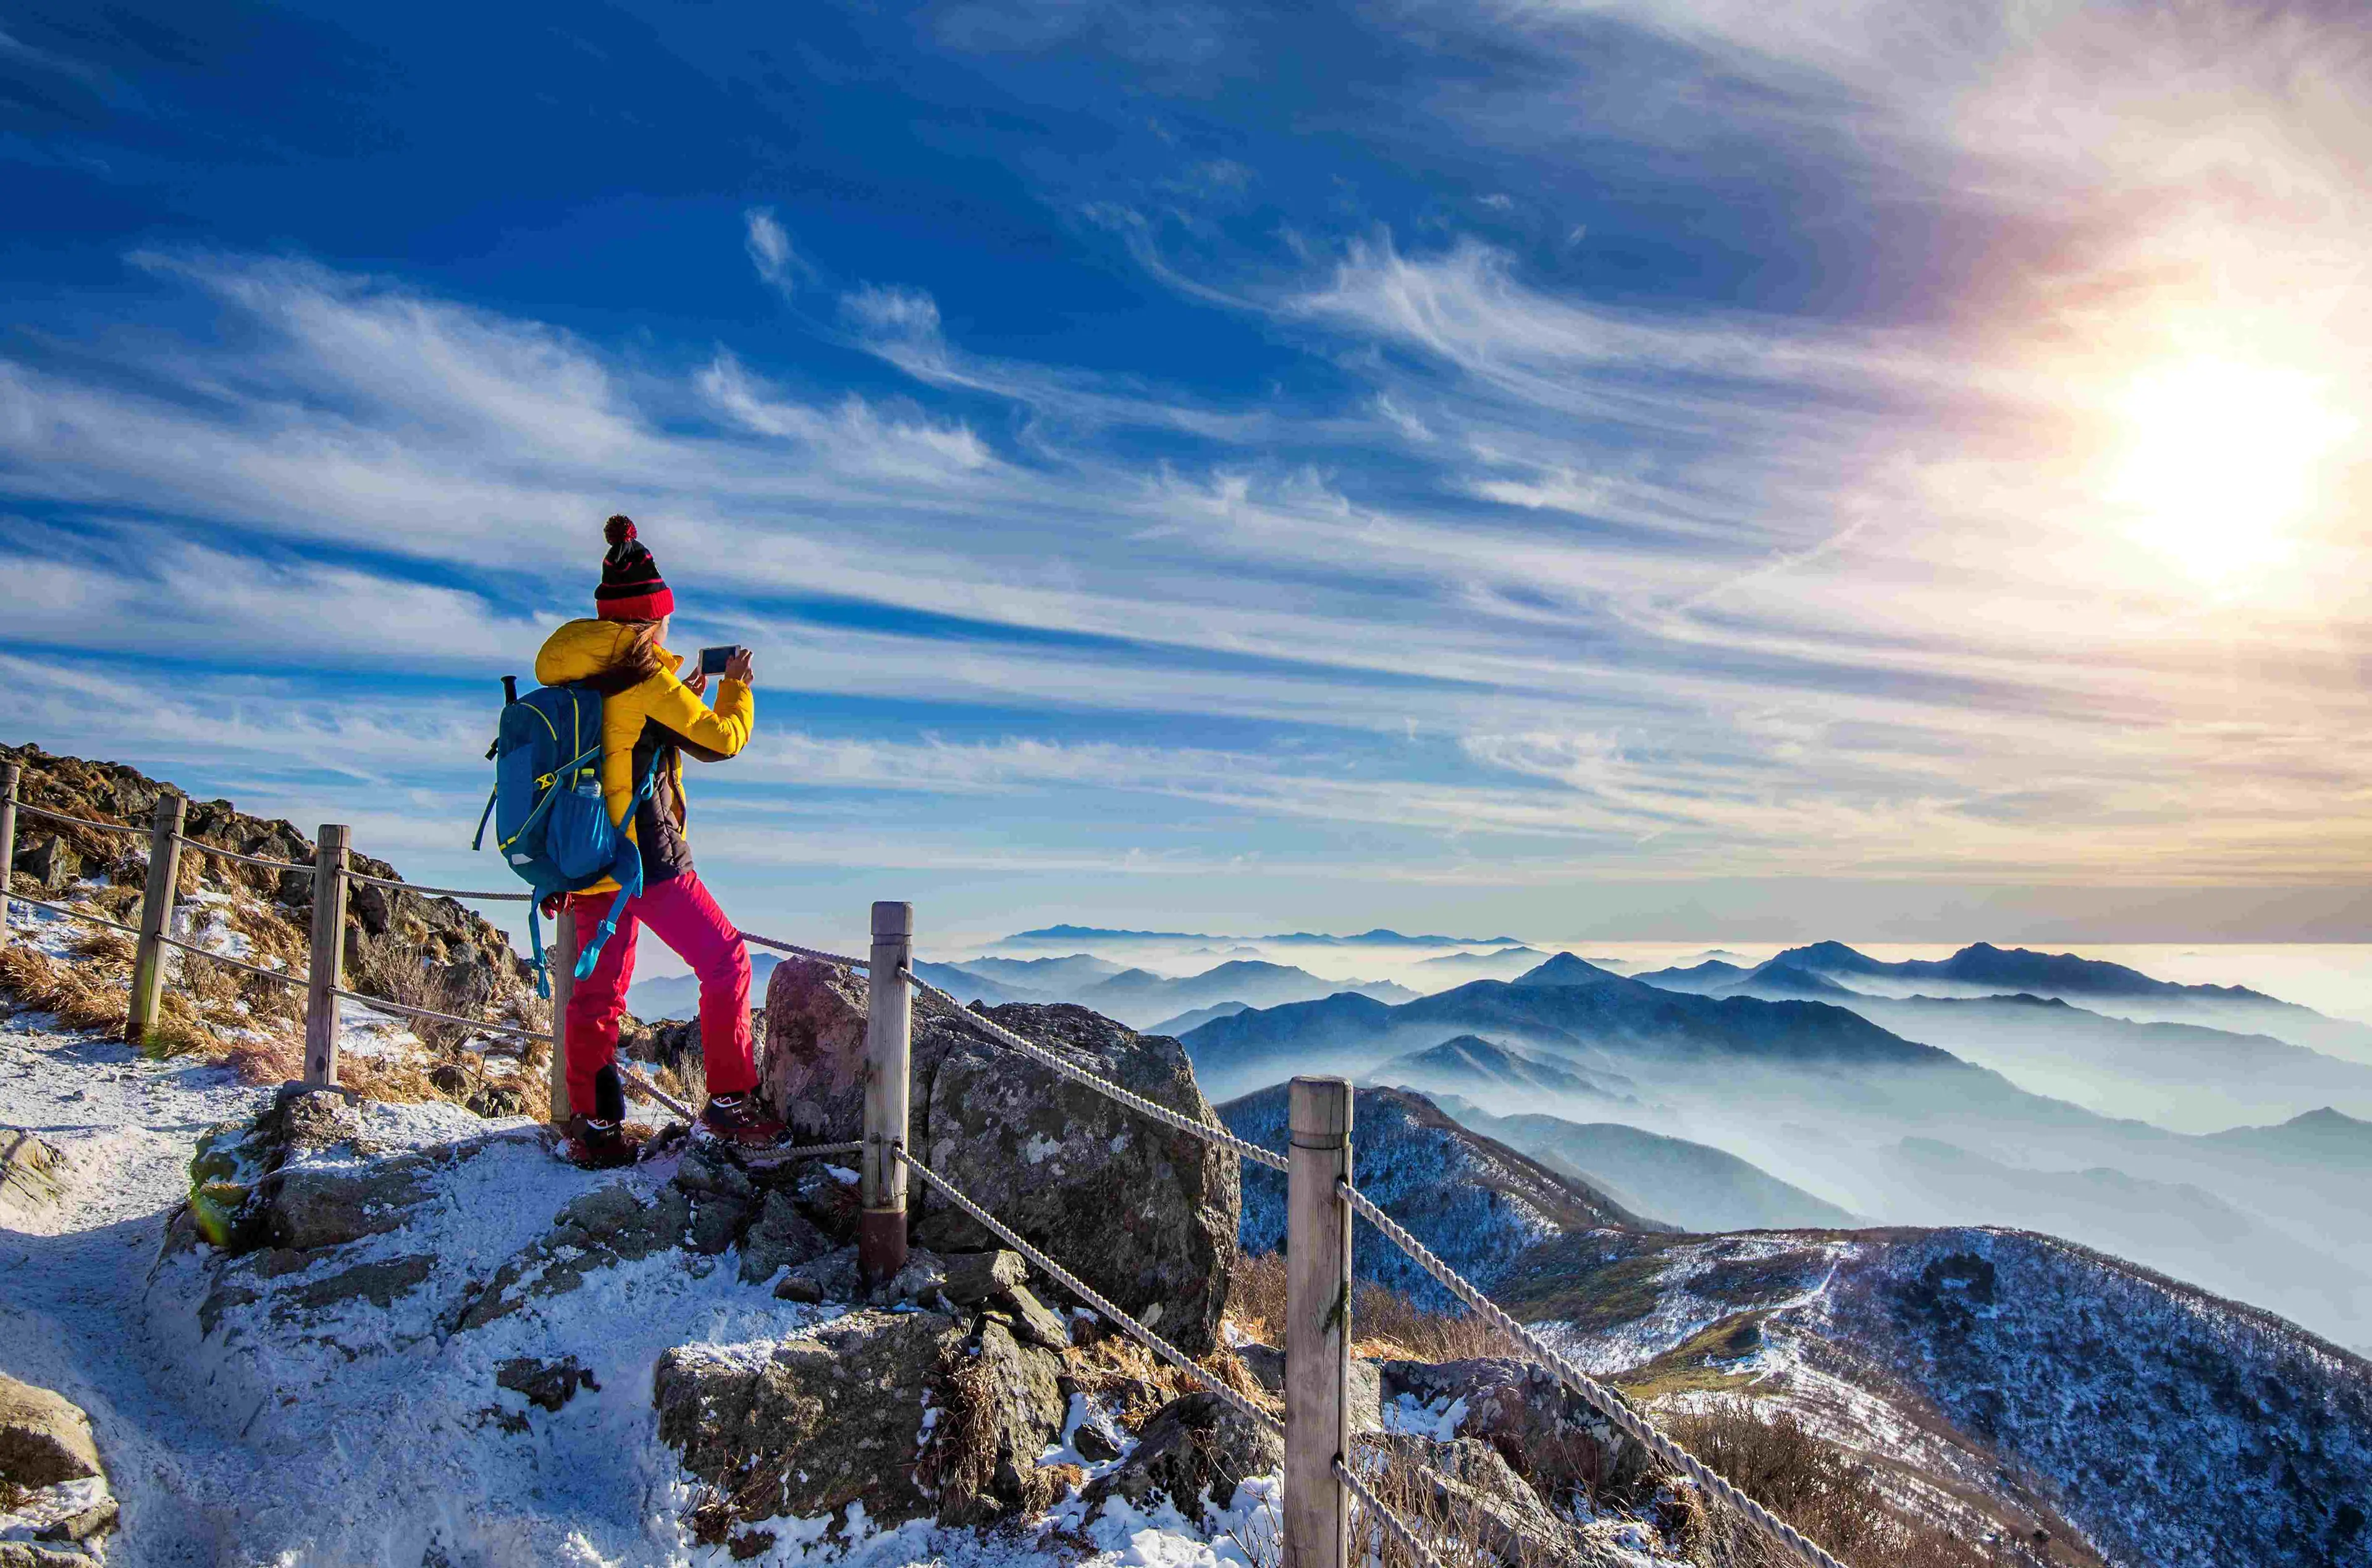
[653, 1308, 1066, 1538]
[0, 1373, 117, 1556]
[759, 960, 1240, 1351]
[0, 1131, 64, 1228]
[0, 1374, 102, 1490]
[1379, 1357, 1655, 1509]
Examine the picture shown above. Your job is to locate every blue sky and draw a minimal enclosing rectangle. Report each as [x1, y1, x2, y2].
[6, 0, 2371, 955]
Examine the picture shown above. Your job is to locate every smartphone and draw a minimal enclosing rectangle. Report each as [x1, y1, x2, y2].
[697, 645, 744, 677]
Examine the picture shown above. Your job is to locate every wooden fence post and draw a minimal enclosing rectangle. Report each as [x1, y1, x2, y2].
[303, 824, 350, 1086]
[1285, 1075, 1353, 1568]
[127, 792, 186, 1046]
[548, 908, 576, 1123]
[860, 899, 914, 1286]
[0, 763, 18, 949]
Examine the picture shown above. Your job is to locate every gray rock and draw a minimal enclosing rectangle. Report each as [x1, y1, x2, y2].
[1237, 1342, 1382, 1433]
[270, 1254, 437, 1317]
[1003, 1283, 1072, 1350]
[35, 1496, 119, 1545]
[1380, 1357, 1652, 1506]
[497, 1356, 599, 1412]
[939, 1248, 1028, 1306]
[773, 1246, 858, 1304]
[1083, 1391, 1284, 1520]
[875, 1247, 949, 1308]
[457, 1182, 692, 1331]
[675, 1141, 758, 1256]
[653, 1307, 1066, 1531]
[738, 1191, 831, 1284]
[0, 1130, 64, 1228]
[758, 959, 1240, 1351]
[17, 836, 79, 891]
[0, 1373, 103, 1488]
[0, 1542, 101, 1567]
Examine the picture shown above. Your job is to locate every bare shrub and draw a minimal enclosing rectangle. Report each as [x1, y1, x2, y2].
[1672, 1399, 2011, 1568]
[347, 932, 484, 1052]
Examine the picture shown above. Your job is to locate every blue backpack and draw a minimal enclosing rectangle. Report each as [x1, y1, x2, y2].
[473, 677, 658, 997]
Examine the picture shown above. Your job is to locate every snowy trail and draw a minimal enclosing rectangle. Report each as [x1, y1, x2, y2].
[1, 1015, 273, 1564]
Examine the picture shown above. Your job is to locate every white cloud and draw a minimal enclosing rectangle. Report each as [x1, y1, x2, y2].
[744, 208, 800, 293]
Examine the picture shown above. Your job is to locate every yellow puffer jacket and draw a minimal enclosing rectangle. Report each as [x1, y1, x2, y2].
[534, 619, 755, 894]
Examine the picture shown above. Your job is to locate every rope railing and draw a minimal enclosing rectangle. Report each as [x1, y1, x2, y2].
[895, 1144, 1283, 1438]
[154, 931, 306, 989]
[326, 985, 547, 1047]
[14, 802, 149, 839]
[739, 930, 870, 968]
[1336, 1178, 1846, 1568]
[170, 836, 318, 875]
[1334, 1457, 1446, 1568]
[4, 894, 145, 940]
[901, 967, 1292, 1173]
[346, 868, 531, 902]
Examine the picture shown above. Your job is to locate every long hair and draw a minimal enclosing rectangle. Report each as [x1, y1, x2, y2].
[587, 618, 668, 694]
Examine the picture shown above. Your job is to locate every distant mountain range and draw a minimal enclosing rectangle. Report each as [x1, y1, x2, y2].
[1424, 1094, 1861, 1232]
[1374, 1034, 1634, 1103]
[1178, 950, 2372, 1344]
[998, 924, 1529, 947]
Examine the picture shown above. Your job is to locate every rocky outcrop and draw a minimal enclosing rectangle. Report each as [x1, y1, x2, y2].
[653, 1308, 1067, 1537]
[2, 742, 533, 1011]
[1082, 1391, 1283, 1520]
[0, 1131, 65, 1228]
[759, 958, 1241, 1351]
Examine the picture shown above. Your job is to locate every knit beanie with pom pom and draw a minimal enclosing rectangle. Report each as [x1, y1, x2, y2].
[595, 514, 674, 621]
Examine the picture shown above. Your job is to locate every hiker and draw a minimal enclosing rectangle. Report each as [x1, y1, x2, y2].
[534, 514, 783, 1167]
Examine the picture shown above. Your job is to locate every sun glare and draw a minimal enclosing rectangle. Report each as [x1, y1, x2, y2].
[2106, 357, 2357, 588]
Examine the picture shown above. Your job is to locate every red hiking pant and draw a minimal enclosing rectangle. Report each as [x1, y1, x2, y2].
[565, 868, 754, 1113]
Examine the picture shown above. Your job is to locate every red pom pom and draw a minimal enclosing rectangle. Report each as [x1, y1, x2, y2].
[604, 514, 637, 547]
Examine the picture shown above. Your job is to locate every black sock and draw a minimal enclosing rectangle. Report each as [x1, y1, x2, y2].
[594, 1063, 626, 1124]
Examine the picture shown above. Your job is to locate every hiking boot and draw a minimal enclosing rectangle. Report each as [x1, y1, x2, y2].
[561, 1113, 651, 1170]
[696, 1092, 786, 1148]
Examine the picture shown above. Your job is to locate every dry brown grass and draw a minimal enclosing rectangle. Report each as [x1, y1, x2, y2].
[1671, 1400, 2013, 1568]
[0, 943, 132, 1034]
[1063, 1318, 1276, 1428]
[1226, 1251, 1522, 1364]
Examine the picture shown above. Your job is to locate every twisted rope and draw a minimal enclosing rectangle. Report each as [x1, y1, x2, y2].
[172, 836, 318, 875]
[616, 1063, 694, 1120]
[738, 931, 870, 968]
[346, 869, 529, 902]
[326, 986, 545, 1047]
[156, 933, 306, 989]
[1334, 1457, 1446, 1568]
[13, 803, 149, 838]
[4, 895, 144, 939]
[1336, 1180, 1845, 1568]
[895, 1147, 1282, 1436]
[900, 968, 1290, 1173]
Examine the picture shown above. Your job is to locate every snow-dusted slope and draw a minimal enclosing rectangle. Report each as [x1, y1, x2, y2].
[1502, 1225, 2372, 1568]
[1218, 1084, 1664, 1307]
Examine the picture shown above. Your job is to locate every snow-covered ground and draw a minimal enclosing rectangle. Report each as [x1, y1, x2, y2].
[0, 994, 1288, 1568]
